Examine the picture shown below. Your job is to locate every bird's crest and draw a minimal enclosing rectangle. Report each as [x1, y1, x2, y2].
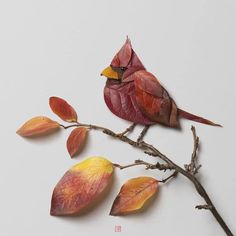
[110, 38, 145, 74]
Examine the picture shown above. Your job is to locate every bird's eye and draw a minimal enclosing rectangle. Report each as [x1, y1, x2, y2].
[120, 67, 126, 71]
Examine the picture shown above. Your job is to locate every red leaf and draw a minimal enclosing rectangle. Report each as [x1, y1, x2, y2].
[67, 127, 88, 157]
[134, 70, 179, 127]
[49, 97, 77, 122]
[111, 38, 132, 68]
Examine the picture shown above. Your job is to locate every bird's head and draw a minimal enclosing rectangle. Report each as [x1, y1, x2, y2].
[101, 37, 145, 81]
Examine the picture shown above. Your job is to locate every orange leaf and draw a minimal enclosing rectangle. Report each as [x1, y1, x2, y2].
[50, 157, 113, 216]
[49, 96, 77, 122]
[110, 176, 158, 216]
[16, 116, 60, 137]
[67, 127, 88, 158]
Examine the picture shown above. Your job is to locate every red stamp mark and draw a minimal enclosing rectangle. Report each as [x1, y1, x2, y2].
[114, 225, 122, 232]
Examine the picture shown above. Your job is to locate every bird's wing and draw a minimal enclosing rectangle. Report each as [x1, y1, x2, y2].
[133, 70, 179, 127]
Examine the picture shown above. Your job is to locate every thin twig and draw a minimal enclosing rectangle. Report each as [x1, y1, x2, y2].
[113, 161, 177, 184]
[113, 162, 143, 170]
[159, 171, 178, 183]
[196, 204, 212, 210]
[184, 126, 201, 174]
[113, 159, 174, 171]
[59, 124, 78, 129]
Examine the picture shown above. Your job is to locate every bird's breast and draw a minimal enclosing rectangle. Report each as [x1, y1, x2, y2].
[104, 80, 154, 125]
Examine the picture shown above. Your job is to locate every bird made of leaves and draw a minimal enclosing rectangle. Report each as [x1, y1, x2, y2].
[101, 38, 221, 129]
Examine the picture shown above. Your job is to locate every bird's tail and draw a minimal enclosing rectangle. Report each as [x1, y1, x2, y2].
[178, 108, 222, 127]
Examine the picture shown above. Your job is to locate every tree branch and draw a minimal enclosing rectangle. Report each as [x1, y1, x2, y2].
[60, 123, 233, 236]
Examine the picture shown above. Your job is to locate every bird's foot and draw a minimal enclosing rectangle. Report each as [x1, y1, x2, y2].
[116, 123, 136, 138]
[137, 125, 150, 143]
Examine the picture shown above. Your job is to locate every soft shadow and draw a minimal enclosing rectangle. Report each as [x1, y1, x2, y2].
[157, 122, 183, 132]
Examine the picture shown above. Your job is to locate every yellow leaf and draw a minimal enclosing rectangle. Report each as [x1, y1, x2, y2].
[50, 157, 113, 216]
[16, 116, 60, 137]
[110, 176, 158, 215]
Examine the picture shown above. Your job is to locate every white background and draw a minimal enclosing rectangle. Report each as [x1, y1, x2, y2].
[0, 0, 235, 235]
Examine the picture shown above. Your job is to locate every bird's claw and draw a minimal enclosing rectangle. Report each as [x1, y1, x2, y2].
[115, 132, 126, 138]
[115, 123, 136, 138]
[137, 125, 150, 143]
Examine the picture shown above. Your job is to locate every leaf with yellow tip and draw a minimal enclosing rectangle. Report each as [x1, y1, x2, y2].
[16, 116, 60, 137]
[49, 96, 78, 122]
[110, 176, 158, 216]
[50, 157, 113, 216]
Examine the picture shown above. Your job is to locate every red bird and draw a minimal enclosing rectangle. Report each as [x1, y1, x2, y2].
[101, 38, 221, 139]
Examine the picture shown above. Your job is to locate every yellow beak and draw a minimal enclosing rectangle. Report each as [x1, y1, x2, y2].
[100, 66, 119, 80]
